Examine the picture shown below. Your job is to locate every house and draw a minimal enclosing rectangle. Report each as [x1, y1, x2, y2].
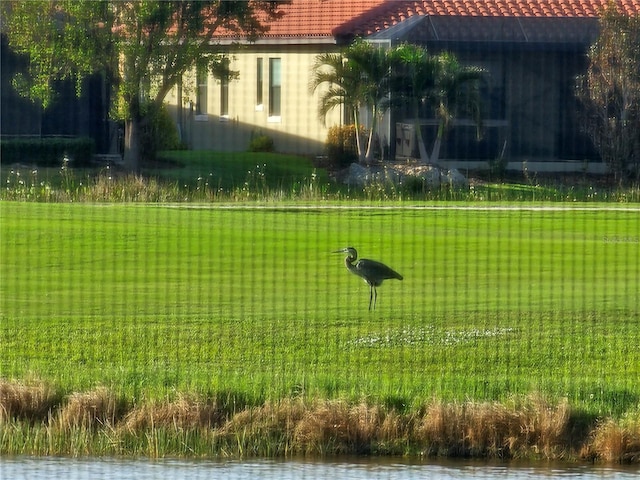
[165, 1, 385, 158]
[168, 0, 640, 172]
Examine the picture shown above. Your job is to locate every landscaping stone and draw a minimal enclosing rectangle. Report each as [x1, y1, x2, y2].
[341, 162, 469, 189]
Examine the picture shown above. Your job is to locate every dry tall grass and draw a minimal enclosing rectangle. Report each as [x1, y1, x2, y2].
[0, 380, 60, 422]
[417, 396, 571, 458]
[586, 419, 640, 463]
[293, 400, 381, 454]
[56, 387, 128, 429]
[1, 380, 638, 462]
[121, 393, 224, 432]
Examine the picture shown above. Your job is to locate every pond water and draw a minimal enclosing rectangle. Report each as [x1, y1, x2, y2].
[1, 456, 638, 480]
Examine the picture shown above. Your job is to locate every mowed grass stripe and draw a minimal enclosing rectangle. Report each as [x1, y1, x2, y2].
[1, 202, 638, 415]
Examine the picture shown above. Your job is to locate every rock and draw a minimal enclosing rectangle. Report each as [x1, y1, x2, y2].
[441, 168, 469, 189]
[344, 163, 398, 186]
[341, 163, 469, 190]
[344, 163, 369, 186]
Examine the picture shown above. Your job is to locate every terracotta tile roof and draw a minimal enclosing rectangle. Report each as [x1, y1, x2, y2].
[263, 0, 387, 37]
[336, 0, 640, 37]
[237, 0, 640, 41]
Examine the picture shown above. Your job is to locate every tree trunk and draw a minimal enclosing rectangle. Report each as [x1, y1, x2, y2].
[429, 121, 445, 165]
[413, 104, 430, 164]
[364, 110, 377, 164]
[123, 117, 141, 172]
[415, 126, 430, 164]
[353, 109, 366, 164]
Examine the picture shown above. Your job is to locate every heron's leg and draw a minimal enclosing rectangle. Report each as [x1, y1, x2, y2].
[373, 287, 377, 310]
[368, 285, 373, 311]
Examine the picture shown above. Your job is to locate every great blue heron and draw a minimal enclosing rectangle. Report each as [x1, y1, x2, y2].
[333, 247, 403, 310]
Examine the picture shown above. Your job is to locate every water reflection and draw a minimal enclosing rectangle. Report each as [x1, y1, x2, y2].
[1, 456, 638, 480]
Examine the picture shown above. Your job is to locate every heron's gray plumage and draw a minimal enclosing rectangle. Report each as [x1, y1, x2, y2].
[333, 247, 403, 310]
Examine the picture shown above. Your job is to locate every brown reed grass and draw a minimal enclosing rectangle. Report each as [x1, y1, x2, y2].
[417, 395, 571, 458]
[218, 399, 409, 455]
[56, 387, 128, 429]
[220, 398, 306, 435]
[0, 379, 60, 422]
[586, 419, 640, 463]
[1, 380, 639, 462]
[121, 393, 224, 432]
[293, 400, 376, 453]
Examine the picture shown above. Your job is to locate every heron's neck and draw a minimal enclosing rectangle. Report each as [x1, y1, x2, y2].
[344, 256, 357, 272]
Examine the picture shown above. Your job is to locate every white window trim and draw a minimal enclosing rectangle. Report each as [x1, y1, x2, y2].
[268, 58, 281, 119]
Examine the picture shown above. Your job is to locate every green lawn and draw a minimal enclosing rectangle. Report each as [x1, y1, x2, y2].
[1, 151, 331, 202]
[153, 150, 329, 191]
[1, 202, 639, 416]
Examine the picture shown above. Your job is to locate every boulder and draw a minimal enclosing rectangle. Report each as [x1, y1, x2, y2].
[441, 168, 469, 188]
[342, 163, 469, 190]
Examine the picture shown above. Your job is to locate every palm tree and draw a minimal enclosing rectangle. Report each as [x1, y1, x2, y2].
[345, 40, 393, 162]
[311, 40, 392, 164]
[430, 52, 484, 163]
[390, 44, 484, 164]
[311, 51, 366, 161]
[389, 44, 440, 163]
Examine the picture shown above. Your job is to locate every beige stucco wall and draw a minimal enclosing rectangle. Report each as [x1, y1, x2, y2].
[166, 46, 343, 155]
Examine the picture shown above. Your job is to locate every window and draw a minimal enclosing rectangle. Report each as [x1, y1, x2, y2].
[256, 58, 263, 109]
[220, 76, 229, 118]
[196, 66, 208, 116]
[269, 58, 281, 118]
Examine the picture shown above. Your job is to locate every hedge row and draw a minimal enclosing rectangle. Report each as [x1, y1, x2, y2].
[0, 137, 95, 167]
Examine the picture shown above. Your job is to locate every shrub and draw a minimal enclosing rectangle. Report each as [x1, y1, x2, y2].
[248, 133, 275, 153]
[325, 125, 360, 169]
[0, 137, 95, 167]
[140, 103, 183, 162]
[488, 152, 509, 180]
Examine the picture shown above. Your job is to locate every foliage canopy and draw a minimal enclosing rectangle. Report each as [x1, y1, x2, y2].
[2, 0, 284, 169]
[576, 6, 640, 178]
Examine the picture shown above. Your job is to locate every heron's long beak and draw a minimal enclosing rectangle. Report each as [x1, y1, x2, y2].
[332, 249, 346, 254]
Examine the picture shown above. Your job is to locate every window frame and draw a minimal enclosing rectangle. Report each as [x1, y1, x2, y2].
[256, 57, 264, 111]
[195, 64, 208, 120]
[220, 75, 229, 120]
[268, 57, 281, 121]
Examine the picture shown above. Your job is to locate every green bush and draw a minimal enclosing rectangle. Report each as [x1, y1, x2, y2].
[141, 103, 183, 162]
[0, 137, 95, 167]
[248, 133, 275, 153]
[488, 155, 509, 180]
[325, 125, 360, 168]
